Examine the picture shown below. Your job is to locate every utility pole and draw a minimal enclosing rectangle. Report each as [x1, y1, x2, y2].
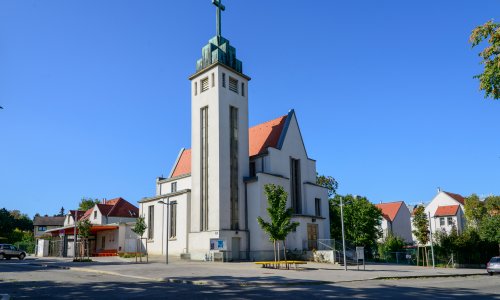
[428, 212, 435, 268]
[340, 196, 347, 271]
[73, 211, 78, 258]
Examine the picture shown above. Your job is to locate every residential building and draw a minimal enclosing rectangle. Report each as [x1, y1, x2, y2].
[33, 215, 65, 238]
[375, 201, 413, 243]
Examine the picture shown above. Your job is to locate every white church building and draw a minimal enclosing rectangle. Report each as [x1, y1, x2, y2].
[138, 2, 330, 261]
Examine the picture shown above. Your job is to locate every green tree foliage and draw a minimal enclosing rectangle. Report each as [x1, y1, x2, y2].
[485, 195, 500, 216]
[435, 227, 497, 264]
[132, 216, 147, 237]
[412, 206, 429, 246]
[257, 184, 300, 262]
[480, 215, 500, 254]
[316, 174, 338, 198]
[378, 234, 405, 260]
[330, 195, 382, 250]
[78, 198, 100, 211]
[469, 20, 500, 100]
[0, 208, 33, 243]
[464, 194, 486, 229]
[77, 219, 92, 239]
[58, 207, 65, 217]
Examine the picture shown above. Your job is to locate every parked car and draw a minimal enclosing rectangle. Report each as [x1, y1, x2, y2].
[0, 244, 26, 260]
[486, 256, 500, 276]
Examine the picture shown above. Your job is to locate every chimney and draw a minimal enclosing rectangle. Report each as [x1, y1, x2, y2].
[437, 187, 441, 193]
[102, 198, 106, 204]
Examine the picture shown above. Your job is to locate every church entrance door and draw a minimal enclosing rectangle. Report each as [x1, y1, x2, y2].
[231, 237, 240, 261]
[307, 224, 318, 250]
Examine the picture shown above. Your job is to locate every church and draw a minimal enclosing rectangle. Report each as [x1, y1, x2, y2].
[138, 1, 330, 261]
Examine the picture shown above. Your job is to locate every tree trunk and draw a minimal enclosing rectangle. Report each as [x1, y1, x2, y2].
[283, 240, 288, 270]
[273, 240, 277, 263]
[277, 241, 281, 269]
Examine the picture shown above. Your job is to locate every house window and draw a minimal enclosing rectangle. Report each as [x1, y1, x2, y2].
[241, 82, 245, 96]
[38, 226, 47, 232]
[148, 206, 154, 239]
[171, 182, 177, 193]
[229, 77, 238, 93]
[440, 218, 445, 226]
[170, 202, 177, 239]
[222, 73, 226, 88]
[200, 106, 209, 231]
[315, 198, 321, 217]
[249, 161, 256, 177]
[290, 158, 302, 214]
[201, 77, 209, 92]
[94, 211, 97, 219]
[447, 217, 453, 226]
[230, 106, 239, 230]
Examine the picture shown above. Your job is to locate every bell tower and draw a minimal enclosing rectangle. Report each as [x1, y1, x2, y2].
[188, 0, 250, 260]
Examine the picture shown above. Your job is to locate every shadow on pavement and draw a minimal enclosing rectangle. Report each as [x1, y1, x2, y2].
[0, 275, 497, 299]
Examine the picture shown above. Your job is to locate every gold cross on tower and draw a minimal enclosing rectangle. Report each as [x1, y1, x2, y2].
[212, 0, 225, 37]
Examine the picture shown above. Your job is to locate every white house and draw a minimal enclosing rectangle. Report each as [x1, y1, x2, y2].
[138, 3, 330, 261]
[375, 201, 413, 243]
[424, 190, 466, 235]
[46, 198, 140, 257]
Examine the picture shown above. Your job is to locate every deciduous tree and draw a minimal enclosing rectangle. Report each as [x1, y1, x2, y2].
[464, 194, 486, 228]
[316, 174, 338, 198]
[469, 20, 500, 100]
[78, 198, 100, 211]
[257, 184, 300, 265]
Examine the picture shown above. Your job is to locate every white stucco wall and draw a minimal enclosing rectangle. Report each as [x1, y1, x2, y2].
[425, 192, 465, 235]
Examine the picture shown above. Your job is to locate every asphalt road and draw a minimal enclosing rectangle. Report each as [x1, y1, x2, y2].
[0, 261, 498, 299]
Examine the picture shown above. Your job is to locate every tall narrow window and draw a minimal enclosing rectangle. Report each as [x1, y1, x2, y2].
[170, 202, 177, 239]
[249, 161, 256, 177]
[211, 73, 215, 87]
[315, 198, 321, 217]
[290, 158, 302, 214]
[171, 182, 177, 193]
[230, 106, 239, 230]
[200, 106, 209, 231]
[229, 77, 238, 93]
[222, 73, 226, 88]
[148, 206, 154, 239]
[241, 82, 245, 96]
[201, 77, 209, 92]
[194, 82, 197, 96]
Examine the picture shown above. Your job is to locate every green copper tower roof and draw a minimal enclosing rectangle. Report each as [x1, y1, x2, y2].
[195, 0, 243, 74]
[196, 36, 243, 73]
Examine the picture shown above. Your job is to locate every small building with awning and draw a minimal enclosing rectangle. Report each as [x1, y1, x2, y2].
[43, 198, 140, 257]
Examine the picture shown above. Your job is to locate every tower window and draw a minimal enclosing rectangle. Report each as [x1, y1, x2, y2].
[315, 198, 321, 217]
[212, 73, 215, 87]
[241, 82, 245, 96]
[201, 77, 209, 93]
[290, 158, 302, 214]
[230, 106, 239, 230]
[222, 73, 226, 88]
[200, 106, 209, 231]
[229, 77, 238, 93]
[194, 82, 198, 95]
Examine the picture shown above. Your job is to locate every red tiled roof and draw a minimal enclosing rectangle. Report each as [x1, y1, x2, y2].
[375, 201, 403, 222]
[80, 208, 93, 221]
[434, 205, 460, 217]
[169, 114, 288, 178]
[171, 149, 192, 177]
[107, 198, 139, 218]
[248, 115, 287, 157]
[97, 204, 113, 216]
[69, 210, 86, 221]
[443, 192, 465, 205]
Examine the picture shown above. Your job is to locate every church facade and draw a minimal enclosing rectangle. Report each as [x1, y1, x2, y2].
[138, 2, 330, 261]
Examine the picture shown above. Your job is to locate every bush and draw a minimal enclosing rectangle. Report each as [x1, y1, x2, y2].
[378, 235, 405, 260]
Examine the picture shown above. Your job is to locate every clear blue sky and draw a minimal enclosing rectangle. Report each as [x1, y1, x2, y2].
[1, 0, 499, 218]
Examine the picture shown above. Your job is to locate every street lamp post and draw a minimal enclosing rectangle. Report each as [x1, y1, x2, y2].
[340, 196, 347, 271]
[158, 199, 171, 265]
